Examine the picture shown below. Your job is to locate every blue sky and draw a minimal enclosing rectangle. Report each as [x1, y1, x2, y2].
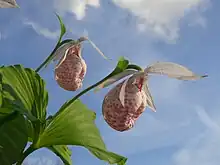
[1, 0, 220, 165]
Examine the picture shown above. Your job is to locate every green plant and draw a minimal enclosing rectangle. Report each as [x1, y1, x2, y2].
[0, 13, 207, 165]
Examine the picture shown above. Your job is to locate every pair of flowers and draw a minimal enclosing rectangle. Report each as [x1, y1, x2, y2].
[54, 39, 207, 132]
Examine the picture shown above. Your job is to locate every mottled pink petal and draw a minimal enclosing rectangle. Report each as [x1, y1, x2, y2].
[102, 75, 147, 132]
[55, 44, 87, 91]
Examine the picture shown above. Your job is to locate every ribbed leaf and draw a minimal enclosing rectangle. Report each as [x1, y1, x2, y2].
[86, 146, 127, 165]
[25, 119, 35, 142]
[0, 108, 13, 126]
[37, 99, 127, 165]
[0, 113, 28, 165]
[25, 120, 71, 164]
[0, 65, 48, 121]
[0, 0, 19, 8]
[47, 145, 72, 165]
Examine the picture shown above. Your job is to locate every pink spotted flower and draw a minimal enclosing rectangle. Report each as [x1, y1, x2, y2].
[53, 37, 107, 91]
[55, 43, 87, 91]
[98, 62, 207, 131]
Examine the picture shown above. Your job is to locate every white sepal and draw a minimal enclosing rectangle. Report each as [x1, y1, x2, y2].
[119, 77, 130, 107]
[53, 41, 76, 62]
[145, 62, 207, 80]
[143, 79, 156, 112]
[95, 70, 138, 92]
[86, 37, 109, 60]
[0, 0, 19, 8]
[55, 46, 70, 69]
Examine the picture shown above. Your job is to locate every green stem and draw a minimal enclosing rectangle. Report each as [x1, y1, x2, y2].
[71, 74, 112, 101]
[35, 45, 59, 72]
[53, 64, 143, 116]
[54, 72, 114, 116]
[16, 145, 37, 165]
[127, 64, 143, 71]
[35, 39, 74, 73]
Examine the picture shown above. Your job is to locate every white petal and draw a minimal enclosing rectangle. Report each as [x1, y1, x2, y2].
[85, 37, 109, 60]
[145, 62, 207, 80]
[53, 41, 76, 62]
[143, 80, 156, 112]
[95, 70, 138, 92]
[55, 46, 69, 69]
[119, 78, 130, 107]
[0, 0, 18, 8]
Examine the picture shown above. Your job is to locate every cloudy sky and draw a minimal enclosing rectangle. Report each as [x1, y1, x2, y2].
[1, 0, 220, 165]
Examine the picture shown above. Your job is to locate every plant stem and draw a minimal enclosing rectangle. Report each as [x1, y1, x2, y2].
[127, 64, 143, 71]
[53, 64, 143, 116]
[72, 75, 111, 101]
[55, 72, 114, 115]
[16, 145, 36, 165]
[35, 39, 73, 73]
[69, 65, 142, 102]
[35, 45, 58, 73]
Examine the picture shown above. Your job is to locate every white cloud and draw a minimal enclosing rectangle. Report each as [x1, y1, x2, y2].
[0, 30, 7, 40]
[112, 0, 210, 42]
[23, 20, 60, 40]
[24, 156, 60, 165]
[172, 106, 220, 165]
[22, 0, 210, 42]
[53, 0, 100, 20]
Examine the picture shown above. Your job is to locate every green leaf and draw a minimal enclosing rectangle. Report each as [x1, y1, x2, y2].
[0, 107, 14, 123]
[87, 147, 127, 165]
[56, 13, 66, 43]
[35, 14, 68, 72]
[93, 57, 135, 93]
[0, 109, 15, 127]
[25, 118, 72, 165]
[0, 113, 28, 165]
[112, 56, 129, 74]
[0, 73, 3, 107]
[0, 65, 48, 121]
[112, 56, 142, 73]
[25, 119, 35, 142]
[47, 145, 72, 165]
[37, 99, 127, 165]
